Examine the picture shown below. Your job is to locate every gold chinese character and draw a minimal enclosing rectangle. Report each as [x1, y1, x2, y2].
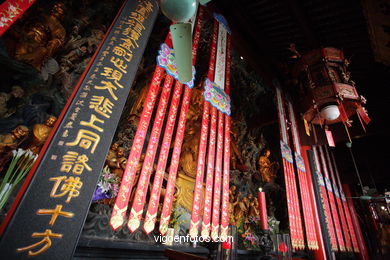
[62, 130, 69, 138]
[136, 1, 153, 16]
[80, 114, 104, 132]
[64, 121, 73, 129]
[113, 46, 133, 63]
[95, 80, 118, 100]
[50, 176, 83, 203]
[66, 129, 100, 153]
[120, 38, 137, 52]
[110, 57, 127, 73]
[89, 95, 114, 118]
[80, 92, 88, 98]
[37, 205, 74, 226]
[69, 112, 78, 121]
[60, 151, 78, 173]
[17, 229, 62, 256]
[101, 67, 124, 88]
[133, 22, 144, 35]
[60, 151, 92, 175]
[130, 11, 146, 25]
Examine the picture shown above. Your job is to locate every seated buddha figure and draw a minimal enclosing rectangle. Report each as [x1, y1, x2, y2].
[13, 3, 66, 71]
[26, 115, 57, 154]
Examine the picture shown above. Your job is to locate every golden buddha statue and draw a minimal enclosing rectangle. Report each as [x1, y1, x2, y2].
[107, 147, 127, 179]
[0, 125, 29, 172]
[13, 3, 65, 71]
[106, 143, 120, 163]
[249, 196, 260, 219]
[27, 116, 57, 154]
[44, 2, 66, 59]
[14, 22, 49, 71]
[258, 149, 278, 183]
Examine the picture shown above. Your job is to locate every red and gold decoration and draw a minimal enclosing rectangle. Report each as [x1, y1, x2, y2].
[287, 101, 319, 250]
[317, 145, 346, 251]
[110, 6, 204, 233]
[312, 146, 338, 251]
[0, 0, 37, 36]
[189, 19, 232, 241]
[292, 47, 370, 139]
[330, 151, 360, 252]
[323, 146, 353, 252]
[275, 85, 304, 250]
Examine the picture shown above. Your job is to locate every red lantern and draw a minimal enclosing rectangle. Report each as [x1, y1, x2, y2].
[292, 47, 370, 128]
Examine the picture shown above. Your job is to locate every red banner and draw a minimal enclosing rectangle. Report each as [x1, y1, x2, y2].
[220, 34, 231, 241]
[313, 146, 338, 251]
[324, 146, 352, 251]
[127, 74, 174, 232]
[318, 146, 345, 251]
[143, 7, 204, 235]
[331, 152, 360, 252]
[143, 80, 182, 234]
[275, 85, 304, 249]
[211, 111, 224, 241]
[201, 106, 217, 238]
[287, 101, 319, 250]
[189, 19, 218, 238]
[343, 185, 370, 259]
[157, 7, 204, 235]
[110, 64, 166, 230]
[0, 0, 37, 36]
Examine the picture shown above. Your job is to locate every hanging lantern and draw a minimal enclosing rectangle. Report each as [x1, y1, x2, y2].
[292, 47, 370, 128]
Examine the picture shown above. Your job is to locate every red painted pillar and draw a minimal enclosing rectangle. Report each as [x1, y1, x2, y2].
[343, 184, 370, 260]
[301, 146, 327, 260]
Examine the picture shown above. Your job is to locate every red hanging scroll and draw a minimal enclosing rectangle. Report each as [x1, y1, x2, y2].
[201, 106, 217, 238]
[211, 20, 228, 241]
[220, 34, 231, 241]
[330, 152, 360, 252]
[110, 61, 166, 230]
[318, 145, 345, 251]
[144, 7, 203, 235]
[211, 112, 224, 240]
[324, 146, 352, 252]
[158, 11, 204, 235]
[287, 101, 319, 250]
[0, 0, 37, 36]
[189, 19, 218, 238]
[343, 185, 369, 259]
[127, 74, 174, 231]
[275, 85, 304, 250]
[312, 146, 338, 251]
[143, 80, 182, 234]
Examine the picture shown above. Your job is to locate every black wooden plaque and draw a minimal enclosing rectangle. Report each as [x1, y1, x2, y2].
[0, 0, 158, 259]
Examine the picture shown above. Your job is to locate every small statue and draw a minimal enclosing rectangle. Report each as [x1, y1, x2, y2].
[230, 125, 243, 170]
[258, 149, 279, 183]
[106, 142, 120, 163]
[229, 185, 237, 202]
[0, 125, 29, 172]
[249, 196, 260, 219]
[229, 189, 239, 225]
[13, 3, 66, 71]
[107, 147, 127, 179]
[26, 116, 57, 154]
[0, 86, 25, 118]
